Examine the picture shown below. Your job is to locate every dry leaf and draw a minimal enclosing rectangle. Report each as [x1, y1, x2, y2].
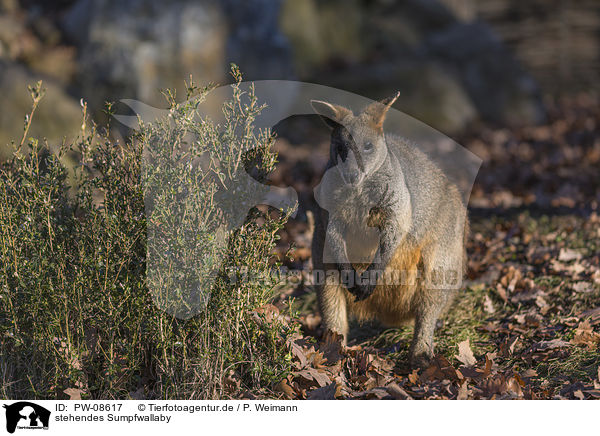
[455, 380, 468, 400]
[64, 388, 83, 400]
[495, 283, 508, 303]
[506, 376, 524, 398]
[558, 248, 583, 262]
[571, 320, 600, 348]
[422, 356, 460, 382]
[456, 339, 477, 366]
[459, 366, 485, 379]
[307, 382, 337, 400]
[534, 338, 570, 351]
[408, 369, 419, 384]
[572, 281, 593, 293]
[288, 340, 308, 369]
[319, 334, 343, 366]
[274, 379, 295, 399]
[484, 294, 495, 314]
[354, 387, 391, 400]
[295, 367, 331, 387]
[521, 369, 538, 378]
[386, 383, 413, 400]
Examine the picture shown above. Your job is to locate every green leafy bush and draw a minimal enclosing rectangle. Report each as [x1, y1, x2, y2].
[0, 69, 296, 399]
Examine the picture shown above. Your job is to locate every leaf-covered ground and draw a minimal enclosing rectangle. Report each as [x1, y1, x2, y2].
[245, 95, 600, 400]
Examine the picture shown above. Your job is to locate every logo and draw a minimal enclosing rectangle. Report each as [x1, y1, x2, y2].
[3, 402, 50, 433]
[115, 80, 481, 317]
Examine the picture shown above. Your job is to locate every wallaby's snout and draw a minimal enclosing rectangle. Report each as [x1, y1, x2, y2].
[336, 143, 363, 185]
[346, 169, 360, 184]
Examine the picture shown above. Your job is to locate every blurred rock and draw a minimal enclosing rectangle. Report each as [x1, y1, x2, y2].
[469, 0, 600, 95]
[0, 5, 76, 84]
[62, 0, 228, 109]
[426, 21, 544, 127]
[0, 60, 82, 156]
[57, 0, 544, 132]
[0, 0, 18, 12]
[0, 0, 555, 141]
[280, 0, 545, 133]
[280, 0, 364, 77]
[222, 0, 294, 80]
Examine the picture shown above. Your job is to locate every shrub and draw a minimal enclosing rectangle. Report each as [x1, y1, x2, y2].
[0, 68, 296, 399]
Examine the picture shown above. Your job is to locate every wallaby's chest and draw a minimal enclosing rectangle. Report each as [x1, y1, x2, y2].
[329, 190, 382, 267]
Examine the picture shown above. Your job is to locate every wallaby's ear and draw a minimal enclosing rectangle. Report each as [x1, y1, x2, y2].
[310, 100, 352, 129]
[363, 91, 400, 129]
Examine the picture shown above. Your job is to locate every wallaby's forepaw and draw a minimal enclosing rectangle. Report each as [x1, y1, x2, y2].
[348, 281, 376, 302]
[338, 263, 376, 301]
[367, 185, 396, 229]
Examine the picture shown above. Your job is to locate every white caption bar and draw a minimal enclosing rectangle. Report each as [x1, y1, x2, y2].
[0, 400, 594, 436]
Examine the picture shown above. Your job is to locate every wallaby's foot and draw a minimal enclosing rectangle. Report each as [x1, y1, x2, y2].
[318, 283, 349, 345]
[409, 350, 434, 370]
[322, 329, 347, 347]
[410, 303, 441, 369]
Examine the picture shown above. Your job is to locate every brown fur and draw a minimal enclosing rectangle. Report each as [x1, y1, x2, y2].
[347, 238, 423, 326]
[311, 95, 468, 368]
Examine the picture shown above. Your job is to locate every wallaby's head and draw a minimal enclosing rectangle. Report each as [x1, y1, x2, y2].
[311, 93, 399, 186]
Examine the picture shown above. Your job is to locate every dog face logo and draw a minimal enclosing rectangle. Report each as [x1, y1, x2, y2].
[115, 80, 481, 318]
[3, 402, 50, 433]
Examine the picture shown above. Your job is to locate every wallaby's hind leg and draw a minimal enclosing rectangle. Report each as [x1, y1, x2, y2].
[409, 301, 441, 369]
[317, 282, 349, 345]
[410, 231, 464, 368]
[409, 289, 453, 369]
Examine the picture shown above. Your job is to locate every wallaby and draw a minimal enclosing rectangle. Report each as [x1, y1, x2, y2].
[310, 93, 468, 368]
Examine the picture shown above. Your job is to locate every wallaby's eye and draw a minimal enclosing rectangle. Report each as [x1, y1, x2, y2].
[364, 142, 374, 152]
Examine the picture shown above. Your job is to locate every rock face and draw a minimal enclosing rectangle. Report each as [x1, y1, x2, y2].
[0, 0, 555, 140]
[221, 0, 294, 81]
[279, 0, 545, 133]
[0, 2, 76, 84]
[455, 0, 600, 95]
[60, 0, 293, 111]
[62, 0, 229, 110]
[426, 21, 543, 128]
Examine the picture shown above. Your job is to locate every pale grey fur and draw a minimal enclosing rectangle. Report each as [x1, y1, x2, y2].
[311, 97, 468, 368]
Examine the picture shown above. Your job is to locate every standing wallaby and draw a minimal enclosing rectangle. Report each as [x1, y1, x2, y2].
[310, 93, 468, 368]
